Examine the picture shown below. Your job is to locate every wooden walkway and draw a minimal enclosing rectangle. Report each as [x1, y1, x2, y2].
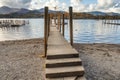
[45, 26, 85, 80]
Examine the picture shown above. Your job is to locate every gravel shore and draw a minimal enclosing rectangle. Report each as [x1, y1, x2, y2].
[0, 38, 120, 80]
[0, 38, 45, 80]
[74, 43, 120, 80]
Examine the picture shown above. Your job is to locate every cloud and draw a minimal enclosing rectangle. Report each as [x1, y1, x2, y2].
[109, 7, 120, 13]
[88, 4, 97, 11]
[0, 0, 119, 13]
[32, 0, 67, 11]
[70, 0, 86, 12]
[29, 0, 63, 10]
[29, 0, 45, 10]
[108, 1, 120, 13]
[71, 0, 82, 6]
[97, 0, 114, 9]
[86, 0, 120, 13]
[0, 0, 62, 10]
[0, 0, 31, 8]
[44, 0, 60, 10]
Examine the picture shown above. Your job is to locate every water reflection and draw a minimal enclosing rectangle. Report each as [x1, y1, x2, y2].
[0, 19, 44, 41]
[0, 19, 120, 44]
[64, 19, 120, 43]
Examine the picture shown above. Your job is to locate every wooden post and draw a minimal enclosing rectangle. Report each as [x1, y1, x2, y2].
[69, 7, 73, 46]
[49, 14, 51, 34]
[48, 14, 50, 36]
[54, 14, 56, 26]
[44, 7, 48, 57]
[58, 13, 60, 31]
[55, 16, 57, 26]
[62, 13, 65, 36]
[59, 14, 61, 32]
[53, 13, 57, 27]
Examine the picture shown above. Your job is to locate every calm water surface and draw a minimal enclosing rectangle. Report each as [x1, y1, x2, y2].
[65, 19, 120, 43]
[0, 18, 44, 41]
[0, 18, 120, 44]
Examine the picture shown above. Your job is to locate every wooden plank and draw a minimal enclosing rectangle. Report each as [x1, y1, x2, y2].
[47, 48, 78, 54]
[64, 77, 86, 80]
[46, 77, 75, 80]
[46, 66, 84, 78]
[46, 78, 64, 80]
[46, 58, 82, 68]
[46, 77, 86, 80]
[46, 66, 84, 74]
[77, 77, 86, 80]
[46, 58, 81, 64]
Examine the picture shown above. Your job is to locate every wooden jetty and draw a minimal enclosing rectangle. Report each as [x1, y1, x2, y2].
[44, 7, 85, 80]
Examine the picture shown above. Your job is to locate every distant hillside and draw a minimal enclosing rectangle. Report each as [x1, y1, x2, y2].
[37, 8, 61, 14]
[73, 12, 120, 19]
[15, 8, 30, 14]
[0, 6, 33, 14]
[0, 6, 19, 14]
[0, 6, 120, 19]
[107, 12, 120, 16]
[87, 11, 120, 16]
[0, 6, 58, 15]
[87, 11, 107, 16]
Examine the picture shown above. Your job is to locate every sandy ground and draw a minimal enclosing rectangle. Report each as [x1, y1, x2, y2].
[0, 38, 120, 80]
[0, 38, 45, 80]
[74, 43, 120, 80]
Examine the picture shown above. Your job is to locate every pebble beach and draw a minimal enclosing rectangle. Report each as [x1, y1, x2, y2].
[0, 38, 120, 80]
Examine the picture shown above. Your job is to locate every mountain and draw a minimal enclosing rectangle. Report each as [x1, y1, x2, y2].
[37, 8, 58, 13]
[107, 12, 120, 16]
[0, 6, 19, 14]
[86, 11, 120, 16]
[37, 8, 44, 13]
[87, 11, 107, 16]
[0, 6, 120, 18]
[0, 6, 31, 14]
[0, 6, 58, 14]
[15, 8, 30, 14]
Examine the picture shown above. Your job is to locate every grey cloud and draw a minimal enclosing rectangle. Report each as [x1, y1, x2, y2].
[0, 0, 32, 9]
[19, 0, 32, 4]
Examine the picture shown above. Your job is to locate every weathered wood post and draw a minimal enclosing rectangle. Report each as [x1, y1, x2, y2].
[54, 14, 56, 26]
[69, 7, 73, 46]
[50, 14, 52, 25]
[58, 13, 61, 31]
[60, 14, 61, 32]
[44, 7, 48, 57]
[48, 14, 50, 36]
[62, 13, 65, 36]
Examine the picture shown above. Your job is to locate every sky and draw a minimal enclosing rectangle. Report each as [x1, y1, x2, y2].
[0, 0, 120, 13]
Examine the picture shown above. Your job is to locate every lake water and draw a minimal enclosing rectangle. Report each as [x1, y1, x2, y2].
[0, 18, 120, 44]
